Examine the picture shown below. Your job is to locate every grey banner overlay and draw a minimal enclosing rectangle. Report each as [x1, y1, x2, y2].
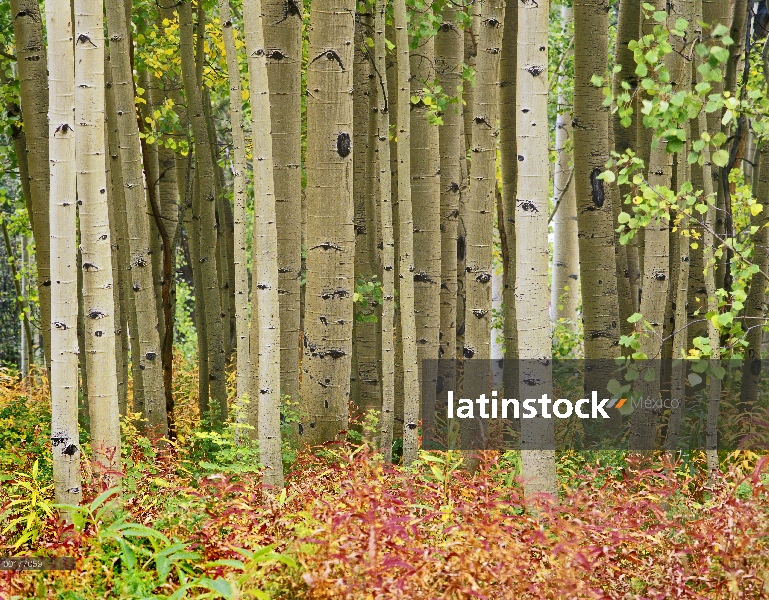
[420, 359, 769, 451]
[0, 556, 76, 570]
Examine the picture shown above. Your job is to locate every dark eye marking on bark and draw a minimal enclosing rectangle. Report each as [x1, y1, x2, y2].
[275, 0, 301, 24]
[407, 422, 417, 430]
[82, 262, 98, 271]
[463, 345, 475, 358]
[311, 241, 344, 251]
[51, 432, 67, 447]
[473, 309, 487, 318]
[267, 49, 287, 61]
[517, 199, 539, 213]
[653, 270, 667, 281]
[457, 234, 466, 261]
[54, 321, 67, 330]
[483, 17, 501, 27]
[309, 49, 346, 71]
[457, 323, 465, 337]
[525, 64, 544, 76]
[336, 132, 351, 157]
[517, 154, 524, 161]
[590, 167, 605, 208]
[87, 309, 105, 319]
[63, 444, 78, 456]
[54, 123, 72, 135]
[76, 33, 97, 47]
[522, 378, 541, 387]
[145, 352, 157, 360]
[414, 272, 436, 283]
[447, 182, 460, 193]
[474, 115, 492, 128]
[475, 271, 491, 283]
[320, 289, 350, 300]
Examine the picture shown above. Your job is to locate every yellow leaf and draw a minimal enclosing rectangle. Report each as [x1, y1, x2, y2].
[751, 203, 763, 217]
[241, 89, 249, 100]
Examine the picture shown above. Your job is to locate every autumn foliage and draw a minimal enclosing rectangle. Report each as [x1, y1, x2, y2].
[1, 366, 769, 599]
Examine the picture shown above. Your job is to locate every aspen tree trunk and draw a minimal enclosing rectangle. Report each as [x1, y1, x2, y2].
[75, 0, 121, 488]
[573, 0, 620, 359]
[410, 26, 441, 441]
[219, 0, 250, 408]
[666, 140, 690, 452]
[105, 53, 132, 417]
[436, 4, 463, 402]
[702, 0, 732, 291]
[740, 138, 769, 407]
[352, 13, 380, 426]
[243, 0, 284, 489]
[463, 0, 504, 462]
[630, 1, 693, 451]
[500, 0, 518, 401]
[20, 236, 32, 377]
[550, 5, 579, 328]
[609, 118, 633, 342]
[189, 172, 211, 420]
[386, 40, 405, 427]
[104, 72, 129, 416]
[105, 0, 168, 438]
[374, 0, 395, 460]
[47, 0, 81, 507]
[139, 67, 165, 345]
[698, 109, 721, 476]
[300, 0, 355, 448]
[264, 0, 302, 406]
[394, 0, 420, 465]
[612, 0, 641, 314]
[178, 0, 228, 423]
[457, 5, 477, 371]
[11, 0, 51, 371]
[516, 0, 556, 497]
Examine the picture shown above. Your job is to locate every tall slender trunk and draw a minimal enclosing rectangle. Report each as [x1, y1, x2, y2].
[264, 0, 303, 406]
[47, 0, 81, 507]
[300, 0, 356, 448]
[104, 68, 129, 416]
[573, 0, 620, 361]
[740, 135, 769, 407]
[463, 0, 505, 463]
[219, 0, 250, 408]
[352, 12, 381, 428]
[630, 0, 693, 451]
[394, 0, 419, 465]
[500, 0, 518, 402]
[75, 0, 121, 488]
[551, 5, 579, 329]
[374, 0, 394, 460]
[105, 53, 132, 417]
[410, 25, 441, 447]
[105, 0, 168, 438]
[243, 0, 284, 489]
[436, 4, 463, 415]
[516, 0, 556, 497]
[11, 0, 51, 371]
[178, 0, 228, 423]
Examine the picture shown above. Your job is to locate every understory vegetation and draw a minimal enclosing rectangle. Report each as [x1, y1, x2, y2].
[1, 360, 768, 599]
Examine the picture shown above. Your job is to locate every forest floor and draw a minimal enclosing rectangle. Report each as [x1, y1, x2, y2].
[1, 361, 769, 599]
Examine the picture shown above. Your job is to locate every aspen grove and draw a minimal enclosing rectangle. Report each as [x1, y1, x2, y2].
[1, 0, 769, 597]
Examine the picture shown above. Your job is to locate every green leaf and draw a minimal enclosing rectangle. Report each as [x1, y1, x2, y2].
[712, 149, 729, 167]
[627, 312, 643, 324]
